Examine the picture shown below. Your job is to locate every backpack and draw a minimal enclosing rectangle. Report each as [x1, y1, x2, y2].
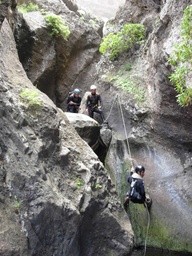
[129, 179, 142, 203]
[68, 91, 73, 97]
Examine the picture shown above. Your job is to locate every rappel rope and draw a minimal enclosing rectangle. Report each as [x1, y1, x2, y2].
[117, 96, 150, 256]
[117, 95, 134, 167]
[104, 96, 118, 123]
[105, 94, 150, 256]
[104, 94, 134, 167]
[143, 203, 151, 256]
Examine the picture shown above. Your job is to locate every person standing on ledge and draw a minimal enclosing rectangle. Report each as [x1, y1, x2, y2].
[67, 88, 82, 113]
[86, 84, 105, 122]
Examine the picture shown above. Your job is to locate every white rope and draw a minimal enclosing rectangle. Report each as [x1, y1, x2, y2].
[104, 95, 118, 122]
[114, 96, 150, 255]
[106, 94, 152, 255]
[117, 95, 134, 167]
[143, 204, 151, 256]
[104, 94, 135, 167]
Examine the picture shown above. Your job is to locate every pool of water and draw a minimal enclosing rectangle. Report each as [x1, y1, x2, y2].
[131, 248, 192, 256]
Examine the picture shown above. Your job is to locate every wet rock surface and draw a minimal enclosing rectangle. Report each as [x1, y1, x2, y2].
[1, 0, 192, 254]
[101, 0, 192, 252]
[0, 18, 134, 256]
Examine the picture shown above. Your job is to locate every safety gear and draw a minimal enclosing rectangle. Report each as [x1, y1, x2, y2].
[135, 166, 145, 173]
[123, 196, 129, 207]
[145, 193, 152, 209]
[90, 84, 97, 90]
[73, 88, 80, 94]
[129, 179, 142, 203]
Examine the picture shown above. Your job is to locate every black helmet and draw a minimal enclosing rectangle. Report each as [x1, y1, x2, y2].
[135, 166, 145, 173]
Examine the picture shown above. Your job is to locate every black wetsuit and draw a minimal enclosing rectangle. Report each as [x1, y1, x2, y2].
[86, 93, 105, 121]
[128, 173, 145, 204]
[67, 95, 81, 113]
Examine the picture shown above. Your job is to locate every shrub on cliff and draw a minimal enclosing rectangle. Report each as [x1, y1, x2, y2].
[18, 3, 39, 13]
[45, 14, 70, 40]
[19, 88, 42, 108]
[99, 23, 145, 60]
[169, 5, 192, 106]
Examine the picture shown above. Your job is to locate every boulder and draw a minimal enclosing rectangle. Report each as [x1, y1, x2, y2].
[100, 124, 112, 147]
[65, 112, 100, 147]
[0, 18, 134, 256]
[14, 0, 103, 110]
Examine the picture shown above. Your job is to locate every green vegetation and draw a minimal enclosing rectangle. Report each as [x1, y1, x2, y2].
[120, 161, 131, 204]
[89, 19, 96, 26]
[153, 18, 161, 28]
[95, 183, 102, 189]
[106, 69, 146, 104]
[99, 23, 145, 60]
[45, 14, 70, 40]
[119, 79, 145, 102]
[75, 177, 84, 190]
[124, 63, 132, 71]
[128, 203, 192, 251]
[169, 5, 192, 106]
[18, 3, 39, 13]
[19, 88, 42, 107]
[13, 196, 23, 213]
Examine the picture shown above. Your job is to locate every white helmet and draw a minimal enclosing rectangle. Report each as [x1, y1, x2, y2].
[90, 84, 97, 90]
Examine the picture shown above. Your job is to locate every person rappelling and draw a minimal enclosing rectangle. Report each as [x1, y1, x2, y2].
[124, 165, 152, 209]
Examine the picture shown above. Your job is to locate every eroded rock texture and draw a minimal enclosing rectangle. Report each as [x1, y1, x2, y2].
[14, 0, 103, 110]
[0, 19, 133, 256]
[101, 0, 192, 252]
[0, 0, 17, 31]
[2, 0, 192, 253]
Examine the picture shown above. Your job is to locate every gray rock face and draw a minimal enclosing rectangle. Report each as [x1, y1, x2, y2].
[14, 0, 103, 110]
[100, 124, 112, 147]
[0, 0, 17, 29]
[63, 0, 78, 12]
[14, 11, 56, 101]
[3, 0, 192, 253]
[0, 18, 134, 256]
[100, 0, 192, 252]
[76, 0, 126, 19]
[65, 112, 100, 147]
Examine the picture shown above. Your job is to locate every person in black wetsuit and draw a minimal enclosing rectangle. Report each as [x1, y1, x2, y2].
[86, 84, 105, 122]
[67, 88, 82, 113]
[124, 166, 152, 209]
